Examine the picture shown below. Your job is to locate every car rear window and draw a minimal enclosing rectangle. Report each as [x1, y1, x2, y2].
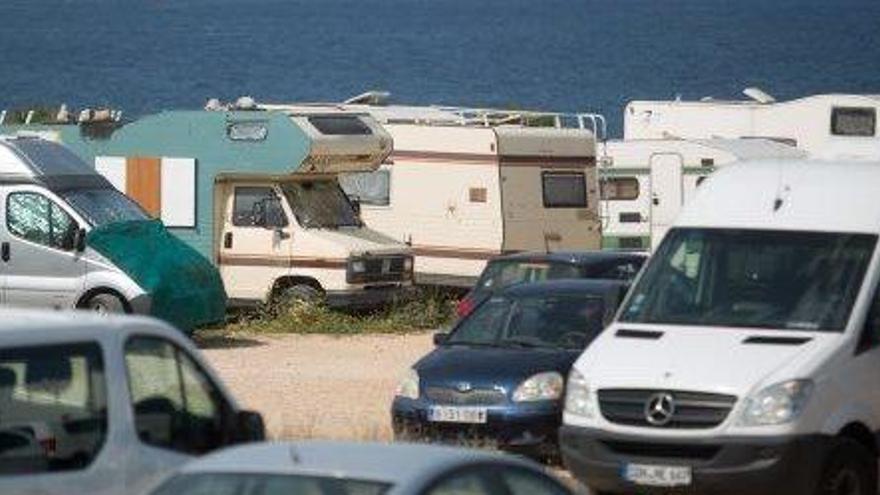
[475, 260, 581, 295]
[0, 342, 107, 475]
[152, 472, 391, 495]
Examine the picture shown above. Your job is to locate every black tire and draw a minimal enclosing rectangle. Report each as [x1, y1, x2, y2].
[815, 438, 876, 495]
[275, 284, 322, 308]
[85, 293, 127, 315]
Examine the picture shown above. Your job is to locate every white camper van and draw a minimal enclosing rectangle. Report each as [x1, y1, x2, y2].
[561, 160, 880, 495]
[0, 136, 225, 332]
[624, 88, 880, 160]
[600, 138, 805, 250]
[264, 96, 604, 287]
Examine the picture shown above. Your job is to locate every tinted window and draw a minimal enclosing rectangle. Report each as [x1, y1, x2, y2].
[621, 228, 876, 331]
[449, 294, 606, 349]
[7, 192, 79, 250]
[424, 471, 497, 495]
[232, 187, 287, 228]
[339, 169, 391, 206]
[587, 259, 644, 280]
[124, 337, 227, 455]
[152, 473, 390, 495]
[601, 177, 639, 200]
[281, 180, 362, 229]
[9, 139, 92, 176]
[831, 107, 876, 137]
[542, 172, 587, 208]
[62, 188, 148, 227]
[308, 116, 372, 135]
[475, 260, 581, 297]
[0, 343, 106, 474]
[501, 468, 570, 495]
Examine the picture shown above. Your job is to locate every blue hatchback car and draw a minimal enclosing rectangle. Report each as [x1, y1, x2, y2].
[392, 279, 629, 461]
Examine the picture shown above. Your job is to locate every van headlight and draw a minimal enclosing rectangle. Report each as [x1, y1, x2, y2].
[738, 380, 814, 426]
[350, 260, 367, 273]
[396, 369, 420, 400]
[564, 369, 596, 418]
[403, 256, 414, 272]
[513, 372, 564, 402]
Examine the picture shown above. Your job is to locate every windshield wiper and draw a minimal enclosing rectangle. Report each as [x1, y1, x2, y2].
[444, 340, 500, 347]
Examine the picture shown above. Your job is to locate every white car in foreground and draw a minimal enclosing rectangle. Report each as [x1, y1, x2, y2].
[0, 310, 265, 495]
[149, 440, 575, 495]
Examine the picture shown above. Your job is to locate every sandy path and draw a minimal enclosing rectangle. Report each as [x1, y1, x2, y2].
[201, 332, 434, 441]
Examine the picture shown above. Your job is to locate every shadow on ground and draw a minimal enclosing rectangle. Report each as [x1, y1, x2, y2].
[193, 332, 266, 350]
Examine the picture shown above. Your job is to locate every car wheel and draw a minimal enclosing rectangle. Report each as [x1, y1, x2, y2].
[815, 438, 876, 495]
[86, 293, 127, 315]
[276, 284, 322, 307]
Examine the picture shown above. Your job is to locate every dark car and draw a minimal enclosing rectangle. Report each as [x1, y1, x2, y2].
[392, 279, 629, 461]
[457, 251, 646, 317]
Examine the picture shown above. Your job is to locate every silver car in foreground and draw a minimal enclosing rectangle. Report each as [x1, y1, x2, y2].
[149, 440, 576, 495]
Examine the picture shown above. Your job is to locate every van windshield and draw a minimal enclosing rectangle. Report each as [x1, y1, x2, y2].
[280, 180, 362, 229]
[62, 188, 149, 227]
[620, 228, 876, 331]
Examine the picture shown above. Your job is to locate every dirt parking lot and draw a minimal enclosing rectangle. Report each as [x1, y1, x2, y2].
[201, 332, 434, 441]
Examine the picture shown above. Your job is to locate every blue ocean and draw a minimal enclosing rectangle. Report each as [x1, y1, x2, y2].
[1, 0, 878, 136]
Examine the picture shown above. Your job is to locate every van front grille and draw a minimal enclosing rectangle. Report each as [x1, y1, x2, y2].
[598, 389, 736, 429]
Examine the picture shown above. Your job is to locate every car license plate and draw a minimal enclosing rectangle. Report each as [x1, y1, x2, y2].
[623, 463, 692, 487]
[428, 406, 488, 424]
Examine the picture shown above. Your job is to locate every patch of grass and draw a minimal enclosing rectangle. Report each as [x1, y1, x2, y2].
[210, 287, 458, 336]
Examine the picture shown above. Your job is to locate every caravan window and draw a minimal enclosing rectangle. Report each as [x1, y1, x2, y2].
[831, 107, 876, 136]
[307, 116, 372, 136]
[338, 169, 391, 206]
[542, 172, 587, 208]
[601, 177, 639, 200]
[6, 192, 79, 250]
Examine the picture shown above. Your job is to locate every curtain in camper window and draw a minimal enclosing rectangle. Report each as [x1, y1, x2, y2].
[338, 170, 390, 206]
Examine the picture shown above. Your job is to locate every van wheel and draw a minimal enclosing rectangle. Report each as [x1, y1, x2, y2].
[85, 293, 127, 315]
[815, 438, 876, 495]
[276, 284, 322, 308]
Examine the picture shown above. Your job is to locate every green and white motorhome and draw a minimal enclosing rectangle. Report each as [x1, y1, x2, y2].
[3, 107, 413, 308]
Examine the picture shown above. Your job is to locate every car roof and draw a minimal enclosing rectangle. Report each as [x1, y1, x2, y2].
[491, 250, 647, 265]
[500, 278, 628, 298]
[0, 309, 182, 344]
[177, 441, 533, 487]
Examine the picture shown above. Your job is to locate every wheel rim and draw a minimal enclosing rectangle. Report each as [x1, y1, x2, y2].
[90, 302, 109, 315]
[828, 468, 861, 495]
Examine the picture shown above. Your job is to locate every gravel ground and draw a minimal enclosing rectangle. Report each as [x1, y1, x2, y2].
[200, 332, 434, 441]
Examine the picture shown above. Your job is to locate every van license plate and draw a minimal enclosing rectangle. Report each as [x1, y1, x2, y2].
[428, 406, 488, 424]
[623, 463, 692, 487]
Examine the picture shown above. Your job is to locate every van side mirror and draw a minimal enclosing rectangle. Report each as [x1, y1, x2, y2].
[231, 410, 266, 443]
[74, 228, 87, 252]
[433, 332, 449, 346]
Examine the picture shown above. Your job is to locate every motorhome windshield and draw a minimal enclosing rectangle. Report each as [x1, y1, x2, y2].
[281, 180, 362, 229]
[62, 188, 149, 227]
[620, 228, 876, 331]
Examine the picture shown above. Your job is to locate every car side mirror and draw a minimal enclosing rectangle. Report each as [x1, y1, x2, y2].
[74, 228, 87, 252]
[433, 332, 449, 346]
[231, 410, 266, 443]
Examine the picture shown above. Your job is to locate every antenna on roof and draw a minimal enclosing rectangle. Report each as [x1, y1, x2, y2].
[345, 91, 391, 106]
[743, 87, 776, 104]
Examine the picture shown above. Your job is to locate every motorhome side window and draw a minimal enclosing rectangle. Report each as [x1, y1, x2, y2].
[338, 170, 391, 206]
[124, 337, 228, 455]
[542, 172, 587, 208]
[600, 177, 639, 200]
[0, 342, 107, 474]
[6, 192, 79, 250]
[307, 116, 372, 135]
[831, 107, 876, 137]
[232, 187, 288, 228]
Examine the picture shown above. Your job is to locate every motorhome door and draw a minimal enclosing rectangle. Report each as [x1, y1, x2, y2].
[0, 186, 86, 309]
[648, 153, 684, 250]
[217, 183, 294, 302]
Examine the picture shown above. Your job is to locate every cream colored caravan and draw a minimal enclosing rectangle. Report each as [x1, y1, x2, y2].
[263, 96, 603, 287]
[624, 88, 880, 160]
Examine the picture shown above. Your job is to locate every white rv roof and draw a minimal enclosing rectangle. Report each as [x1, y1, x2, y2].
[678, 160, 880, 234]
[629, 93, 880, 108]
[690, 138, 806, 160]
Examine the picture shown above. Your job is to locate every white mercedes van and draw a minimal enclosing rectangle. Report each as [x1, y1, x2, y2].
[561, 160, 880, 495]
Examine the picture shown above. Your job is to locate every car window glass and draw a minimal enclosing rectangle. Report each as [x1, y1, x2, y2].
[501, 469, 570, 495]
[7, 192, 78, 250]
[339, 169, 391, 206]
[477, 261, 580, 293]
[0, 343, 107, 475]
[233, 187, 285, 227]
[125, 337, 226, 455]
[424, 471, 497, 495]
[152, 473, 391, 495]
[448, 298, 512, 345]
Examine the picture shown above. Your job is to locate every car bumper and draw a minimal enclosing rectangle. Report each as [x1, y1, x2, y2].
[392, 397, 561, 456]
[559, 425, 830, 494]
[325, 284, 414, 309]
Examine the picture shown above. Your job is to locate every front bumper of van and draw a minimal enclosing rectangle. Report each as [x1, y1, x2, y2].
[559, 426, 829, 495]
[325, 284, 414, 309]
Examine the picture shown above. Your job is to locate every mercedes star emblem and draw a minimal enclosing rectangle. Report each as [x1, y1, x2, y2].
[644, 392, 676, 426]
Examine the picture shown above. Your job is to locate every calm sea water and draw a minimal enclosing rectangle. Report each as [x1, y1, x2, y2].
[1, 0, 879, 136]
